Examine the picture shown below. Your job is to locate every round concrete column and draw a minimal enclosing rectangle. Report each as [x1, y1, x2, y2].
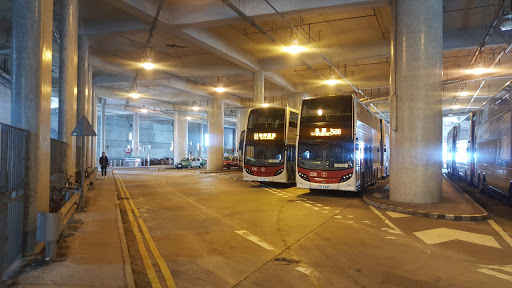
[101, 98, 106, 154]
[287, 92, 305, 110]
[76, 33, 88, 171]
[133, 113, 140, 157]
[207, 97, 224, 170]
[57, 0, 78, 178]
[253, 71, 264, 106]
[236, 108, 250, 150]
[12, 0, 53, 254]
[389, 0, 443, 203]
[173, 111, 188, 162]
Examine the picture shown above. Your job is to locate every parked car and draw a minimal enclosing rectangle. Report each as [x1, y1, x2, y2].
[223, 156, 239, 169]
[175, 157, 205, 169]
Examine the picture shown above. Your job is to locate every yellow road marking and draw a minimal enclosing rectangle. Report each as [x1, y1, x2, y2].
[138, 218, 177, 288]
[116, 171, 177, 288]
[114, 172, 161, 288]
[488, 219, 512, 248]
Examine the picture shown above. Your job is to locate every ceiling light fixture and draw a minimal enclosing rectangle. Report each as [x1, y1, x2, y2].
[129, 91, 140, 99]
[262, 103, 269, 108]
[325, 75, 338, 86]
[141, 59, 155, 70]
[215, 76, 225, 92]
[452, 104, 461, 109]
[317, 109, 323, 116]
[186, 116, 192, 120]
[283, 39, 306, 54]
[140, 108, 149, 113]
[192, 106, 199, 111]
[501, 14, 512, 30]
[468, 67, 491, 75]
[459, 91, 469, 97]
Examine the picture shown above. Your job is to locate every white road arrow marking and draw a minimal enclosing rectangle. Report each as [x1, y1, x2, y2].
[414, 228, 501, 248]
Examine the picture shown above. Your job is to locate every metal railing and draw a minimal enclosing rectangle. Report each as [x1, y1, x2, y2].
[50, 138, 68, 177]
[0, 123, 27, 276]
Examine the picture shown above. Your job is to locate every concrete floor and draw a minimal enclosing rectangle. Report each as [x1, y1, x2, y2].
[114, 168, 512, 288]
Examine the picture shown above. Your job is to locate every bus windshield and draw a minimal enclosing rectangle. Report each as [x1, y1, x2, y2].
[247, 108, 286, 129]
[298, 141, 354, 171]
[245, 143, 284, 167]
[301, 96, 352, 124]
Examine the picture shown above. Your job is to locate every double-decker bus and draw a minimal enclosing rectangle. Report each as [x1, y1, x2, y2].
[446, 114, 474, 182]
[296, 95, 383, 192]
[243, 107, 299, 183]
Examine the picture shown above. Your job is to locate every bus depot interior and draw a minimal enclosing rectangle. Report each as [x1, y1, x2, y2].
[2, 1, 512, 287]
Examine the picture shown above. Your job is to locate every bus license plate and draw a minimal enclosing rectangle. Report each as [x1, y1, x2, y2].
[317, 185, 331, 189]
[258, 178, 269, 181]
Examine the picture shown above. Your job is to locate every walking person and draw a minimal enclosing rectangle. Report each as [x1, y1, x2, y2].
[99, 152, 109, 178]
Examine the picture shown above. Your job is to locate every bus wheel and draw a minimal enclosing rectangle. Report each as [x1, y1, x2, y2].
[479, 175, 486, 194]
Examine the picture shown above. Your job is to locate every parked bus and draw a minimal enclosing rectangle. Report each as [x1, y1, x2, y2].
[446, 81, 512, 205]
[446, 114, 474, 182]
[243, 107, 299, 183]
[296, 95, 384, 192]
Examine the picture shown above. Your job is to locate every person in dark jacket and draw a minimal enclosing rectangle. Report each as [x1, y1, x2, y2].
[99, 152, 109, 178]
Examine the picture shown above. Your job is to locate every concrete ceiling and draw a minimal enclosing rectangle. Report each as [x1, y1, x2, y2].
[2, 0, 512, 121]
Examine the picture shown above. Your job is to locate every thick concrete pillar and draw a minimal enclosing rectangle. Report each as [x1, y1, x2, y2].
[12, 0, 53, 254]
[389, 0, 443, 203]
[207, 97, 224, 170]
[86, 64, 92, 167]
[57, 0, 78, 178]
[133, 113, 140, 157]
[287, 93, 305, 111]
[91, 91, 97, 167]
[76, 33, 88, 171]
[199, 124, 204, 158]
[253, 71, 264, 106]
[173, 111, 188, 162]
[236, 108, 250, 151]
[101, 98, 106, 154]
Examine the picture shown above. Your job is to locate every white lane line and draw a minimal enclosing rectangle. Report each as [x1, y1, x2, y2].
[363, 221, 370, 223]
[322, 211, 329, 213]
[488, 220, 512, 248]
[315, 204, 323, 207]
[323, 207, 331, 209]
[295, 266, 314, 276]
[235, 230, 275, 250]
[347, 215, 354, 218]
[346, 221, 354, 224]
[334, 216, 342, 219]
[370, 206, 403, 235]
[382, 228, 402, 234]
[312, 207, 320, 210]
[477, 268, 512, 282]
[304, 203, 312, 207]
[480, 264, 512, 273]
[386, 236, 397, 240]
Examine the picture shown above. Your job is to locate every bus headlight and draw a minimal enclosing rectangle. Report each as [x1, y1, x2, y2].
[339, 173, 352, 183]
[298, 172, 309, 182]
[274, 169, 284, 176]
[244, 168, 253, 175]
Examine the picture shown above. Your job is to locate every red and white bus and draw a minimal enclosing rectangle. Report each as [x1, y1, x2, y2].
[243, 107, 299, 183]
[296, 95, 386, 191]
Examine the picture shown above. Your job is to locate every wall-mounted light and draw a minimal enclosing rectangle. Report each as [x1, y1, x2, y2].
[317, 109, 323, 116]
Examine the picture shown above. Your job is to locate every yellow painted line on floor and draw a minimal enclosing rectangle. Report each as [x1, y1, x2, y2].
[117, 171, 177, 288]
[114, 172, 161, 288]
[138, 218, 177, 288]
[488, 219, 512, 248]
[118, 172, 141, 217]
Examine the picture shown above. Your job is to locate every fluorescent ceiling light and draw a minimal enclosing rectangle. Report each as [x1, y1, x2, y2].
[317, 109, 323, 116]
[459, 91, 469, 97]
[186, 116, 192, 120]
[283, 44, 306, 54]
[140, 108, 149, 113]
[214, 86, 225, 93]
[325, 76, 338, 86]
[192, 106, 200, 111]
[452, 104, 461, 109]
[501, 14, 512, 31]
[262, 103, 269, 107]
[129, 91, 140, 99]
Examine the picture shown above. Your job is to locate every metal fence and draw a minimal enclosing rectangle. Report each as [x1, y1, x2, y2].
[50, 138, 68, 177]
[0, 123, 27, 276]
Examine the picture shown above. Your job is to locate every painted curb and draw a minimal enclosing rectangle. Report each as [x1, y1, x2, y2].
[113, 181, 136, 288]
[362, 195, 489, 221]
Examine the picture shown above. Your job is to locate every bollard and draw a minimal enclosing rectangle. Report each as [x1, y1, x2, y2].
[37, 213, 61, 259]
